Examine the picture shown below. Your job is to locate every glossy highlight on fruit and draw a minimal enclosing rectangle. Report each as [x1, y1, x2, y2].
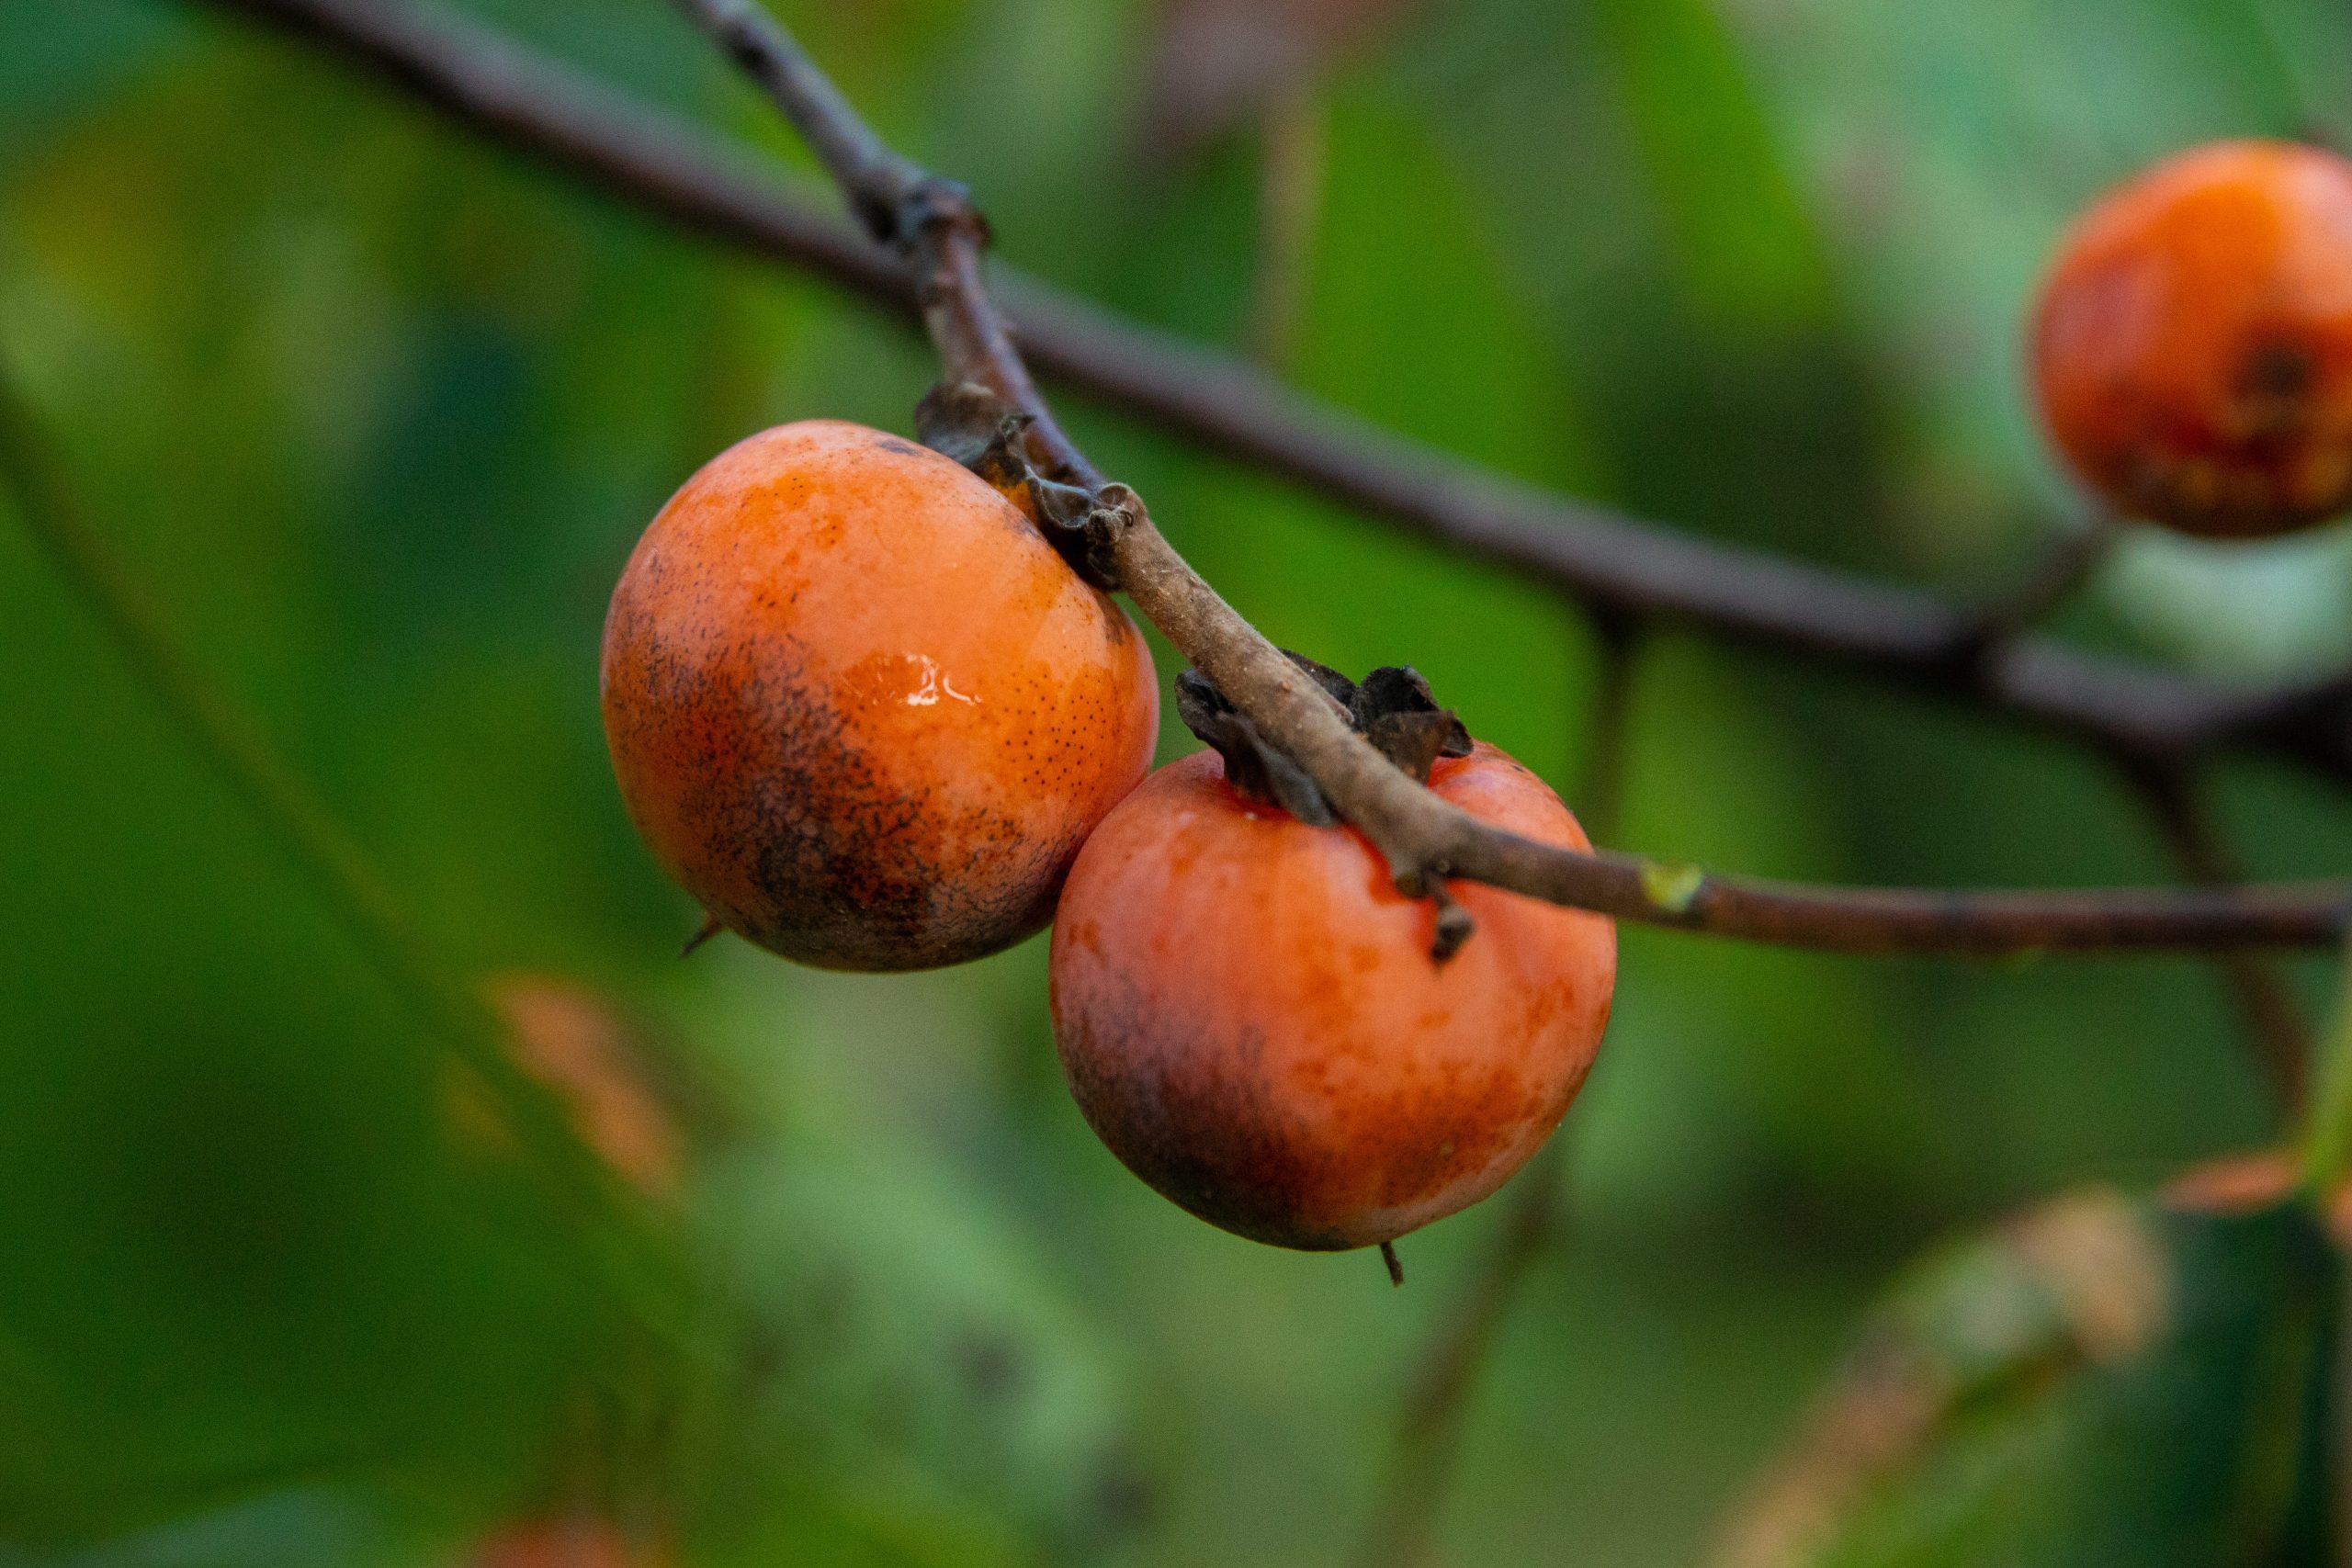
[602, 420, 1159, 971]
[1048, 742, 1615, 1251]
[2033, 139, 2352, 537]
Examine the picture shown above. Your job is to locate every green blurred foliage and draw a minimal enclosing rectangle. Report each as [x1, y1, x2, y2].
[5, 0, 2352, 1563]
[1724, 1188, 2336, 1568]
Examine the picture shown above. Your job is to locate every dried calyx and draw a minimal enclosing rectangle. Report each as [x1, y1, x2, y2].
[922, 377, 1480, 958]
[916, 381, 1114, 589]
[1177, 657, 1472, 827]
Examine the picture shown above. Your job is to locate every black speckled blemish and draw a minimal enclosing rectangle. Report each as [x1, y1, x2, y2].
[624, 620, 1065, 970]
[604, 421, 1152, 972]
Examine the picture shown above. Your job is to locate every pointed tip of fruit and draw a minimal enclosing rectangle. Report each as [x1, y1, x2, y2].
[679, 912, 724, 958]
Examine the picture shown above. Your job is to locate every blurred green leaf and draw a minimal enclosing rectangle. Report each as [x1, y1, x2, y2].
[1711, 1182, 2336, 1568]
[682, 1130, 1148, 1566]
[1587, 0, 1834, 332]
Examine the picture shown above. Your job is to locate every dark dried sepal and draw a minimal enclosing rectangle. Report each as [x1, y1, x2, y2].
[1283, 650, 1363, 712]
[1175, 669, 1339, 825]
[1176, 655, 1477, 816]
[679, 910, 726, 958]
[1352, 665, 1472, 776]
[1179, 656, 1483, 959]
[914, 380, 1115, 590]
[1366, 709, 1466, 784]
[915, 380, 1031, 488]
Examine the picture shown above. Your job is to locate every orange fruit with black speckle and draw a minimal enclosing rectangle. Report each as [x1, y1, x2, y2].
[2033, 139, 2352, 537]
[602, 420, 1159, 971]
[1047, 742, 1615, 1251]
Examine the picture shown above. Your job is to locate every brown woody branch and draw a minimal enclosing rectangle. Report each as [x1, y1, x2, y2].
[189, 0, 2352, 782]
[187, 0, 2352, 955]
[2118, 758, 2315, 1105]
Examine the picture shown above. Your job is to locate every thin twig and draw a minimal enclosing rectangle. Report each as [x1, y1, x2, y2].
[2120, 760, 2314, 1108]
[1946, 514, 2118, 668]
[665, 0, 931, 245]
[1356, 619, 1643, 1568]
[183, 0, 2352, 956]
[678, 910, 724, 957]
[1106, 486, 2352, 952]
[662, 0, 1089, 491]
[189, 0, 2352, 786]
[1359, 1145, 1560, 1568]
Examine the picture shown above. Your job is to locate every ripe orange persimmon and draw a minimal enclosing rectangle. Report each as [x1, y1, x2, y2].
[2033, 139, 2352, 537]
[602, 420, 1159, 971]
[1048, 666, 1614, 1251]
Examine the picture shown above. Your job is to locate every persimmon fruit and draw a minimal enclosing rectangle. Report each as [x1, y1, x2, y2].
[2033, 139, 2352, 537]
[1048, 663, 1616, 1252]
[601, 420, 1159, 971]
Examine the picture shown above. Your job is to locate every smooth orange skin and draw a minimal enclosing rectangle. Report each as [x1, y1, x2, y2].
[1048, 743, 1616, 1251]
[601, 421, 1159, 971]
[2033, 140, 2352, 538]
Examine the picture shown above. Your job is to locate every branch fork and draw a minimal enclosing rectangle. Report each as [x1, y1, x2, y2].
[195, 0, 2352, 959]
[920, 376, 1483, 953]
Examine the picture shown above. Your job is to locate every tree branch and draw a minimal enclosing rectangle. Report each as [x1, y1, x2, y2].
[1112, 482, 2352, 951]
[2120, 759, 2314, 1107]
[187, 0, 2352, 784]
[1944, 513, 2117, 669]
[183, 0, 2352, 956]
